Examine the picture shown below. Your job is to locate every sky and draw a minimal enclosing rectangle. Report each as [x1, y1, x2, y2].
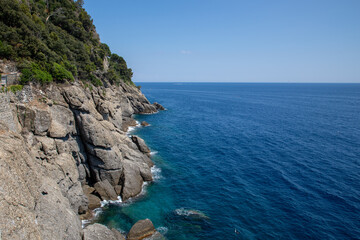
[84, 0, 360, 83]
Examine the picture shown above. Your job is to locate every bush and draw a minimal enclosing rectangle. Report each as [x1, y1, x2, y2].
[20, 63, 53, 84]
[33, 68, 53, 83]
[51, 63, 74, 82]
[0, 40, 15, 59]
[8, 84, 23, 93]
[90, 74, 102, 87]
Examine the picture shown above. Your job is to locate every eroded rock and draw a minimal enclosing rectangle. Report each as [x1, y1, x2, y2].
[127, 219, 156, 240]
[83, 223, 117, 240]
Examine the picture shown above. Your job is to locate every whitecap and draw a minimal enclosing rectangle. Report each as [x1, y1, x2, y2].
[156, 226, 168, 235]
[100, 196, 123, 207]
[174, 208, 210, 219]
[150, 151, 158, 156]
[81, 219, 91, 229]
[94, 207, 103, 217]
[151, 165, 162, 181]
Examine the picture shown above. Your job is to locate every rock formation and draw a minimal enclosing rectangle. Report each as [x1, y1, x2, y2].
[0, 80, 164, 239]
[127, 219, 156, 240]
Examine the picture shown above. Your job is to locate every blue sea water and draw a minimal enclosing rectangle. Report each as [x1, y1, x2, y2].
[98, 83, 360, 240]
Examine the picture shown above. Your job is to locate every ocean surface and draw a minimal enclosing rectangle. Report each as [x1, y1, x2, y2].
[97, 83, 360, 240]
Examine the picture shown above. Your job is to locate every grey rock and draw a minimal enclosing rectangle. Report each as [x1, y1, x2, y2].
[94, 179, 118, 201]
[121, 160, 146, 201]
[87, 194, 102, 210]
[153, 102, 165, 111]
[77, 112, 114, 148]
[34, 179, 83, 240]
[0, 125, 83, 240]
[83, 223, 117, 240]
[141, 121, 150, 126]
[34, 108, 52, 135]
[127, 219, 156, 240]
[111, 228, 126, 240]
[131, 135, 151, 154]
[48, 104, 76, 138]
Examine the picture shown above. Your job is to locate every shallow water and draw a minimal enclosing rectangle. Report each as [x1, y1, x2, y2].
[97, 83, 360, 239]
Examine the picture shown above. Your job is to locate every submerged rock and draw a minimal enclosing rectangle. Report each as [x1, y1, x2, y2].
[141, 121, 150, 126]
[127, 219, 156, 240]
[174, 208, 210, 219]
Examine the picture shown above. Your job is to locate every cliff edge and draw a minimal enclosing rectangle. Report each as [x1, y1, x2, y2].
[0, 81, 164, 240]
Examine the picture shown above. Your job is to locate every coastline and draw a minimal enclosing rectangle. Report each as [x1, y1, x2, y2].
[83, 119, 162, 230]
[0, 80, 165, 240]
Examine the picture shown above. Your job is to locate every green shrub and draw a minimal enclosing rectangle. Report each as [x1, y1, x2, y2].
[20, 63, 53, 84]
[51, 63, 74, 82]
[8, 84, 23, 93]
[90, 74, 102, 87]
[33, 68, 53, 83]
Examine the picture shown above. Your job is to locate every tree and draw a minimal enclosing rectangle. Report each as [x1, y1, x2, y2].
[76, 0, 84, 8]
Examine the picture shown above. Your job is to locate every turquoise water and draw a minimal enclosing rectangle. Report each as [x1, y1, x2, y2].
[98, 83, 360, 239]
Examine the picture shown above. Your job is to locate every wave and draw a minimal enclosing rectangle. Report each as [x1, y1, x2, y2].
[150, 151, 158, 156]
[151, 165, 162, 181]
[174, 208, 209, 219]
[126, 121, 141, 136]
[156, 226, 168, 234]
[100, 196, 123, 207]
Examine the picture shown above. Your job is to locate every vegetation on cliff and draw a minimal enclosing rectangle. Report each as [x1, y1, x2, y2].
[0, 0, 133, 86]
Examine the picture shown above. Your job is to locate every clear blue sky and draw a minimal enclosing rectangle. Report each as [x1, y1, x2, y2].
[84, 0, 360, 83]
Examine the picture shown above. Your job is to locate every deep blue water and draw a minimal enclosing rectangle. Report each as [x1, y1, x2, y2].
[98, 83, 360, 240]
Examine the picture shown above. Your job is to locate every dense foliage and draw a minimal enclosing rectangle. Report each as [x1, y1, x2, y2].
[0, 0, 134, 85]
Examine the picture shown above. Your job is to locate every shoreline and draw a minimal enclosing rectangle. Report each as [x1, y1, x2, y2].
[81, 115, 162, 232]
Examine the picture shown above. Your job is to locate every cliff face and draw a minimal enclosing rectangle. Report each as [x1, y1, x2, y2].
[0, 81, 163, 240]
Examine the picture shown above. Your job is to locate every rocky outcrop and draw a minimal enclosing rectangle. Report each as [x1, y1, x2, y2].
[0, 80, 164, 239]
[141, 121, 150, 127]
[153, 102, 165, 111]
[0, 122, 82, 240]
[83, 223, 118, 240]
[127, 219, 156, 240]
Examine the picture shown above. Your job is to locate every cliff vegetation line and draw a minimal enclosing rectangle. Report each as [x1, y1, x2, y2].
[0, 0, 133, 86]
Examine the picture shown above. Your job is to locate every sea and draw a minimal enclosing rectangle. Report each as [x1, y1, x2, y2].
[97, 83, 360, 240]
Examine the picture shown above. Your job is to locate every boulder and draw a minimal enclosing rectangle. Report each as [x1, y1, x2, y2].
[127, 219, 156, 240]
[141, 121, 150, 126]
[153, 102, 165, 111]
[76, 113, 114, 148]
[121, 160, 144, 201]
[34, 108, 51, 135]
[131, 135, 151, 154]
[87, 194, 102, 210]
[94, 179, 118, 200]
[83, 223, 117, 240]
[83, 185, 95, 195]
[111, 228, 126, 240]
[48, 105, 76, 138]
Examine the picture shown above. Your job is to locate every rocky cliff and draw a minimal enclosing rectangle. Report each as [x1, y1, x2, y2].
[0, 80, 163, 240]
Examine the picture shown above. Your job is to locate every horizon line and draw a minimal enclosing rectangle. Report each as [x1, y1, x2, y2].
[135, 81, 360, 84]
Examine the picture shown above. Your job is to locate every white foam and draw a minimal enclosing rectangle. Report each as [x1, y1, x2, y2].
[157, 226, 168, 234]
[175, 208, 191, 216]
[135, 120, 141, 127]
[151, 166, 162, 181]
[150, 151, 158, 156]
[126, 120, 142, 136]
[94, 207, 103, 217]
[81, 220, 91, 229]
[100, 196, 123, 207]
